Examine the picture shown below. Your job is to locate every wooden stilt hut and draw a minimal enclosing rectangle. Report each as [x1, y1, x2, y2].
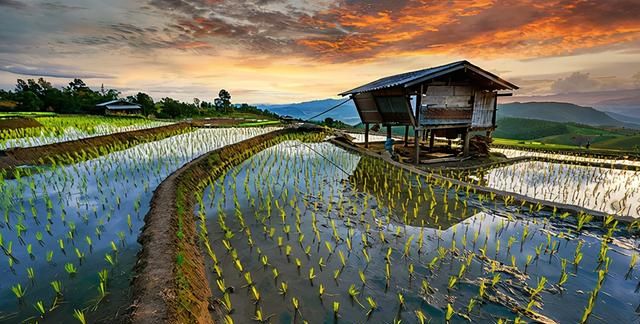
[339, 60, 518, 163]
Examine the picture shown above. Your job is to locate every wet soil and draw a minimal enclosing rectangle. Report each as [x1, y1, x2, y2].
[0, 117, 43, 130]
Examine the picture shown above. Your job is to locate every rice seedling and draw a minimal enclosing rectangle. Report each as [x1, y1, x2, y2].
[279, 281, 288, 296]
[73, 309, 86, 324]
[445, 303, 455, 322]
[10, 283, 26, 303]
[1, 126, 281, 322]
[34, 300, 46, 317]
[629, 253, 638, 272]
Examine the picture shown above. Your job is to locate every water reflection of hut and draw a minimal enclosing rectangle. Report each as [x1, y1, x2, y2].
[339, 61, 518, 162]
[348, 154, 473, 229]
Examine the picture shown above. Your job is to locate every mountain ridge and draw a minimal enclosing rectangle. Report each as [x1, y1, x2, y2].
[259, 98, 639, 128]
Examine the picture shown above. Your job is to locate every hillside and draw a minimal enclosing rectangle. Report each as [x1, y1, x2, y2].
[497, 102, 639, 128]
[259, 99, 640, 133]
[605, 111, 640, 125]
[495, 117, 640, 151]
[258, 99, 360, 125]
[494, 117, 568, 140]
[499, 88, 640, 118]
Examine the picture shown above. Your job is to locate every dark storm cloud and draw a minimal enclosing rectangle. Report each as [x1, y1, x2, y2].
[41, 1, 87, 11]
[0, 60, 114, 79]
[0, 0, 27, 9]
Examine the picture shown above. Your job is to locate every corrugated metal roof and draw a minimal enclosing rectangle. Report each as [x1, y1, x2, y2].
[96, 99, 122, 106]
[96, 99, 140, 107]
[339, 60, 518, 96]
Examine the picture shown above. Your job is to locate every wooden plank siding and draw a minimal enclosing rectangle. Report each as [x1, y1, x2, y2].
[471, 91, 497, 128]
[419, 86, 474, 126]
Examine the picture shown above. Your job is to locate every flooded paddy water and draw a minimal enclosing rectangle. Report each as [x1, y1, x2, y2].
[469, 160, 640, 219]
[0, 127, 278, 323]
[198, 141, 640, 323]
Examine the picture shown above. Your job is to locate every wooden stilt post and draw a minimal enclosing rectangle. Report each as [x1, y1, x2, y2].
[364, 123, 370, 148]
[429, 130, 435, 151]
[386, 125, 392, 138]
[463, 128, 471, 156]
[404, 125, 409, 147]
[414, 85, 423, 165]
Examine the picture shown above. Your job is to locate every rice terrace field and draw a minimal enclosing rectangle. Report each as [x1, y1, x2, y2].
[0, 112, 638, 324]
[1, 1, 640, 323]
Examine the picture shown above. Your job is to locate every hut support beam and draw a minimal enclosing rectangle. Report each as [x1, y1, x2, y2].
[414, 85, 423, 165]
[463, 129, 471, 156]
[364, 123, 370, 148]
[429, 131, 435, 151]
[404, 126, 409, 147]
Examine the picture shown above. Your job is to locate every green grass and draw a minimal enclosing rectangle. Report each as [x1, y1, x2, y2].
[493, 138, 640, 157]
[238, 120, 281, 127]
[495, 117, 640, 153]
[494, 117, 568, 140]
[493, 138, 581, 150]
[1, 114, 159, 142]
[591, 135, 640, 151]
[0, 112, 58, 118]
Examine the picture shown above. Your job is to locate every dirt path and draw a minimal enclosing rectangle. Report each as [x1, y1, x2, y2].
[0, 122, 191, 172]
[130, 126, 323, 324]
[0, 117, 43, 130]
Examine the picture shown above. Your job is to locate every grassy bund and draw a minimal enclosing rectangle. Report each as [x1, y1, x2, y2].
[131, 126, 326, 323]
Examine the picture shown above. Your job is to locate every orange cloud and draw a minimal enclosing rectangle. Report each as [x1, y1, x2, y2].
[292, 0, 640, 62]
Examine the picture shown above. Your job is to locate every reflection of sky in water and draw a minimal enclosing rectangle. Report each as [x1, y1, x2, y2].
[481, 160, 640, 218]
[345, 132, 393, 143]
[201, 142, 640, 324]
[0, 127, 278, 322]
[1, 121, 173, 149]
[493, 148, 640, 167]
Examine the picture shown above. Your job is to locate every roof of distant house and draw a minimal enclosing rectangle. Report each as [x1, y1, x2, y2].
[96, 99, 141, 110]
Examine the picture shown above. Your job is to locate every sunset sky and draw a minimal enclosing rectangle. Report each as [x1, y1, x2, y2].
[1, 0, 639, 104]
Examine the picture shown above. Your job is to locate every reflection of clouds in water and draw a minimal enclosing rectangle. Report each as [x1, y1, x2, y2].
[483, 161, 640, 218]
[346, 132, 391, 143]
[0, 126, 279, 311]
[493, 148, 640, 167]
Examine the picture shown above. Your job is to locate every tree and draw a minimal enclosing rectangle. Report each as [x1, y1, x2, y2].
[324, 117, 335, 126]
[133, 92, 155, 116]
[214, 89, 232, 113]
[16, 91, 43, 111]
[159, 97, 181, 118]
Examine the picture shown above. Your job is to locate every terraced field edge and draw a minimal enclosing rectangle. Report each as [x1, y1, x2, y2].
[0, 122, 193, 173]
[130, 125, 326, 324]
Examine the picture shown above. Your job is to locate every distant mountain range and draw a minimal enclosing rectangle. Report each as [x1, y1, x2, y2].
[259, 98, 639, 129]
[496, 102, 639, 129]
[258, 99, 359, 125]
[501, 88, 640, 119]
